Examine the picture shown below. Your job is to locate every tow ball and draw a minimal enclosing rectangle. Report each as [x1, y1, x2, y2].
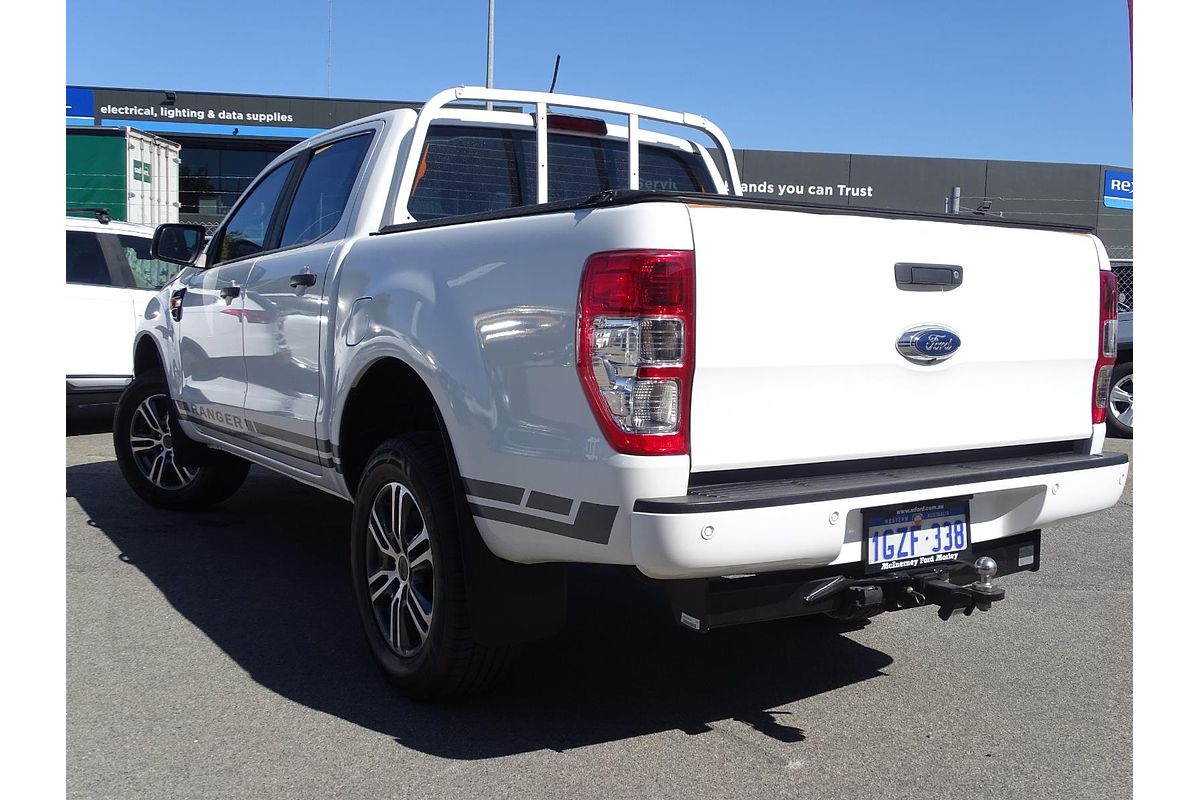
[813, 556, 1009, 622]
[923, 557, 1006, 620]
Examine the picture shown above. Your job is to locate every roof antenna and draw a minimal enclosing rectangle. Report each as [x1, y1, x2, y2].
[548, 54, 561, 92]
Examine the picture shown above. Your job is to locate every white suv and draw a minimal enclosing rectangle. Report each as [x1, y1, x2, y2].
[66, 212, 180, 405]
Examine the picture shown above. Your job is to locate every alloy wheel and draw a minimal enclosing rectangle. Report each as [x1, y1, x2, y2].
[365, 481, 436, 657]
[129, 394, 198, 490]
[1108, 373, 1133, 429]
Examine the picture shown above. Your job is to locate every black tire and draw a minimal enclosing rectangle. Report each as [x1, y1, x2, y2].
[1106, 361, 1133, 438]
[113, 372, 251, 510]
[349, 433, 514, 700]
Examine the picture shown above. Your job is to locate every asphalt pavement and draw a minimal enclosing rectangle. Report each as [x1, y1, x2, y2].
[66, 405, 1132, 799]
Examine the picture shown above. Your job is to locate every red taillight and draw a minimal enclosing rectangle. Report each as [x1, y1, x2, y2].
[1092, 270, 1120, 424]
[577, 250, 695, 456]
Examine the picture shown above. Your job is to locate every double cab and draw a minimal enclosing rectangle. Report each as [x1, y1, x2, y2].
[114, 87, 1129, 699]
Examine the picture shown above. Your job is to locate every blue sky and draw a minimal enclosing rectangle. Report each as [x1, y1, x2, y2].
[66, 0, 1132, 165]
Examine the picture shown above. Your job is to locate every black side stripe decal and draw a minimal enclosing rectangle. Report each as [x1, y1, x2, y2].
[527, 491, 573, 515]
[245, 419, 335, 454]
[177, 409, 334, 468]
[462, 478, 524, 505]
[462, 477, 618, 545]
[468, 502, 618, 545]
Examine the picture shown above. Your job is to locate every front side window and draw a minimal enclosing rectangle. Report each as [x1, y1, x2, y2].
[110, 234, 178, 290]
[214, 159, 294, 265]
[66, 230, 111, 286]
[280, 134, 373, 248]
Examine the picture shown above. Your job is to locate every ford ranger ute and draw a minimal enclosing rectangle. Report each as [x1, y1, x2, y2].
[115, 87, 1129, 699]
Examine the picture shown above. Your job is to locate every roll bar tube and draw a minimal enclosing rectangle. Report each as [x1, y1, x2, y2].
[388, 85, 743, 226]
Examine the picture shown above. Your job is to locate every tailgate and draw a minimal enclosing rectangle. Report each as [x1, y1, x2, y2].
[686, 204, 1102, 472]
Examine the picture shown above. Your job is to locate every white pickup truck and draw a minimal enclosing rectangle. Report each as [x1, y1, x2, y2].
[115, 87, 1129, 699]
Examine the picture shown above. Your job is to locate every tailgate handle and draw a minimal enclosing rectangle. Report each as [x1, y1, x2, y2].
[895, 262, 963, 292]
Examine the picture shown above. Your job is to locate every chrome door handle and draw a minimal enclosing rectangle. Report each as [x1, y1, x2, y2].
[290, 273, 317, 288]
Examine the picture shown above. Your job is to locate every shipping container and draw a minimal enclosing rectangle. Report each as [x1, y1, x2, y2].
[66, 126, 180, 224]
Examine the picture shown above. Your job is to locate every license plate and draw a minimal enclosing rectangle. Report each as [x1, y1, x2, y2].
[862, 497, 971, 574]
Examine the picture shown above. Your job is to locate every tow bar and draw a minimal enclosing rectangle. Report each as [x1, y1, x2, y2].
[666, 530, 1039, 633]
[810, 556, 1006, 621]
[919, 557, 1005, 620]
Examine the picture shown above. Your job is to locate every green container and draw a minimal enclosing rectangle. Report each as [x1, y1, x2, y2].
[66, 127, 180, 224]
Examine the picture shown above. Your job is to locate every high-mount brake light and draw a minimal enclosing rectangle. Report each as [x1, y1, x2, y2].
[546, 114, 608, 136]
[1091, 270, 1119, 424]
[577, 250, 695, 456]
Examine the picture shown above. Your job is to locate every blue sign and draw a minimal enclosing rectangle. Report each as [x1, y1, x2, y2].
[66, 86, 94, 120]
[1103, 169, 1133, 210]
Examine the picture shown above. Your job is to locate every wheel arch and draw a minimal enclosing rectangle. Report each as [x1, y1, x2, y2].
[335, 354, 568, 644]
[336, 355, 445, 499]
[133, 333, 166, 378]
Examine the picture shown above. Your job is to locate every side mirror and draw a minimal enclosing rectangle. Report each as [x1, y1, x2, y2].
[152, 223, 207, 266]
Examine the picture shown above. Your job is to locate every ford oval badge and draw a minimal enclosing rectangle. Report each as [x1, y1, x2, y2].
[896, 325, 961, 365]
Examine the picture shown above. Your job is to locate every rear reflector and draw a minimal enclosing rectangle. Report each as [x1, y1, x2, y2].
[578, 250, 695, 455]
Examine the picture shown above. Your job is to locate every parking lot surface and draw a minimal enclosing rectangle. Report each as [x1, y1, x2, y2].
[67, 407, 1132, 799]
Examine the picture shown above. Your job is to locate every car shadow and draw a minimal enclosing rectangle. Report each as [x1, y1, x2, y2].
[67, 458, 894, 758]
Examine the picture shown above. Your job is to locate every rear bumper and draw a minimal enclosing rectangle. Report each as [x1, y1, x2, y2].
[630, 451, 1128, 579]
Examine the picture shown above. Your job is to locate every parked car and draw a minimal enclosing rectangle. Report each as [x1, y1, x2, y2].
[1106, 301, 1132, 437]
[66, 210, 180, 405]
[116, 87, 1128, 699]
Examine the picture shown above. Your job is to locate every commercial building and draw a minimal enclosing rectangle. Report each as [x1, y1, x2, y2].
[66, 84, 1132, 263]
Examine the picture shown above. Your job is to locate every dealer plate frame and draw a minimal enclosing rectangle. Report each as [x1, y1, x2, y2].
[861, 495, 973, 575]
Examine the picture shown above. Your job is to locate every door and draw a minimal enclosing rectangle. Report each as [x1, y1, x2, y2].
[175, 158, 297, 443]
[240, 132, 374, 470]
[65, 226, 181, 393]
[65, 228, 136, 387]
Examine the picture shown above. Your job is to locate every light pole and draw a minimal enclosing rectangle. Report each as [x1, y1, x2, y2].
[327, 0, 334, 97]
[485, 0, 495, 110]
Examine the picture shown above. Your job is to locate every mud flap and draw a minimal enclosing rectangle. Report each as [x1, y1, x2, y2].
[433, 408, 568, 645]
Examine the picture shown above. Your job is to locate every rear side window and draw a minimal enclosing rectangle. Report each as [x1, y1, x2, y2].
[66, 230, 111, 286]
[109, 234, 178, 290]
[280, 133, 373, 248]
[409, 126, 715, 221]
[214, 159, 295, 265]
